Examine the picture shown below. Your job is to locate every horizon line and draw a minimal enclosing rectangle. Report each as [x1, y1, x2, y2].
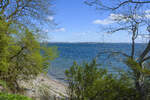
[43, 41, 147, 44]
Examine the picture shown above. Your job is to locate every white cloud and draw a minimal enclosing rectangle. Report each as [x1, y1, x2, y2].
[110, 13, 143, 21]
[145, 14, 150, 18]
[138, 34, 150, 38]
[109, 13, 124, 20]
[47, 16, 54, 21]
[94, 10, 150, 25]
[93, 13, 146, 25]
[93, 13, 127, 25]
[145, 10, 150, 14]
[55, 28, 65, 32]
[93, 19, 114, 25]
[143, 10, 150, 18]
[44, 29, 49, 33]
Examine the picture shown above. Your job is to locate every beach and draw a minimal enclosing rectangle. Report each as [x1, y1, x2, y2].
[20, 74, 68, 100]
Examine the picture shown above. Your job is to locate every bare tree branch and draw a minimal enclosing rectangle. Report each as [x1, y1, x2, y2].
[139, 40, 150, 63]
[142, 56, 150, 62]
[130, 0, 150, 4]
[85, 0, 150, 10]
[0, 0, 10, 14]
[6, 0, 32, 20]
[107, 27, 129, 34]
[110, 0, 150, 10]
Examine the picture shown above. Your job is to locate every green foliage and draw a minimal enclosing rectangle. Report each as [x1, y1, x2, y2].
[0, 0, 56, 95]
[125, 58, 150, 75]
[0, 93, 32, 100]
[0, 19, 10, 72]
[65, 59, 139, 100]
[0, 19, 58, 92]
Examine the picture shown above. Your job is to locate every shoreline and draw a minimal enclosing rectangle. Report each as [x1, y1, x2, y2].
[20, 74, 68, 99]
[47, 74, 68, 86]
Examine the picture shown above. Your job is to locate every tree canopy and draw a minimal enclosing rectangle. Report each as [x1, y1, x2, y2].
[0, 0, 57, 93]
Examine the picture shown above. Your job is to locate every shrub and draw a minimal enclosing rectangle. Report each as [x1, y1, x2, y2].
[65, 59, 139, 100]
[0, 93, 32, 100]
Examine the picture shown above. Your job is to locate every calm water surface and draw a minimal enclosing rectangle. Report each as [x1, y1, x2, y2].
[47, 43, 146, 82]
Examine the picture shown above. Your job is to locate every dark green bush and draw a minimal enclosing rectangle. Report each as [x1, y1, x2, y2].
[65, 59, 139, 100]
[0, 93, 32, 100]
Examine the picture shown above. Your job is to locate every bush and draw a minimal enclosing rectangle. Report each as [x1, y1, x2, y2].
[65, 59, 139, 100]
[0, 93, 32, 100]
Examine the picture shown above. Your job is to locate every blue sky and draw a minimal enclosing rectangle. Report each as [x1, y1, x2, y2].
[46, 0, 145, 43]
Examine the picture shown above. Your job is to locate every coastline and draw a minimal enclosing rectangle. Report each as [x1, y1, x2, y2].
[20, 74, 68, 100]
[47, 74, 68, 87]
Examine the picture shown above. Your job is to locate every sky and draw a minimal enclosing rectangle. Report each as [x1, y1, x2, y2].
[46, 0, 146, 43]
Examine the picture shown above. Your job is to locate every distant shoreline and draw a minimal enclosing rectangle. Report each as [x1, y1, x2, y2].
[46, 42, 147, 44]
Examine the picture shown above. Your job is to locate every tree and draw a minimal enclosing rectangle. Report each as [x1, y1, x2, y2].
[85, 1, 150, 99]
[0, 19, 58, 93]
[0, 0, 57, 93]
[0, 0, 54, 26]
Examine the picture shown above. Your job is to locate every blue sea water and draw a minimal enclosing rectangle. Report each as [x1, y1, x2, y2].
[47, 43, 146, 81]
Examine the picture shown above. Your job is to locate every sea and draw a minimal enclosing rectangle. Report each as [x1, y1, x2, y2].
[47, 43, 146, 82]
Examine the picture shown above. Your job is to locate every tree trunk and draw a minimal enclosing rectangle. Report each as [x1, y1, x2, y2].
[135, 63, 147, 100]
[136, 75, 146, 100]
[139, 41, 150, 63]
